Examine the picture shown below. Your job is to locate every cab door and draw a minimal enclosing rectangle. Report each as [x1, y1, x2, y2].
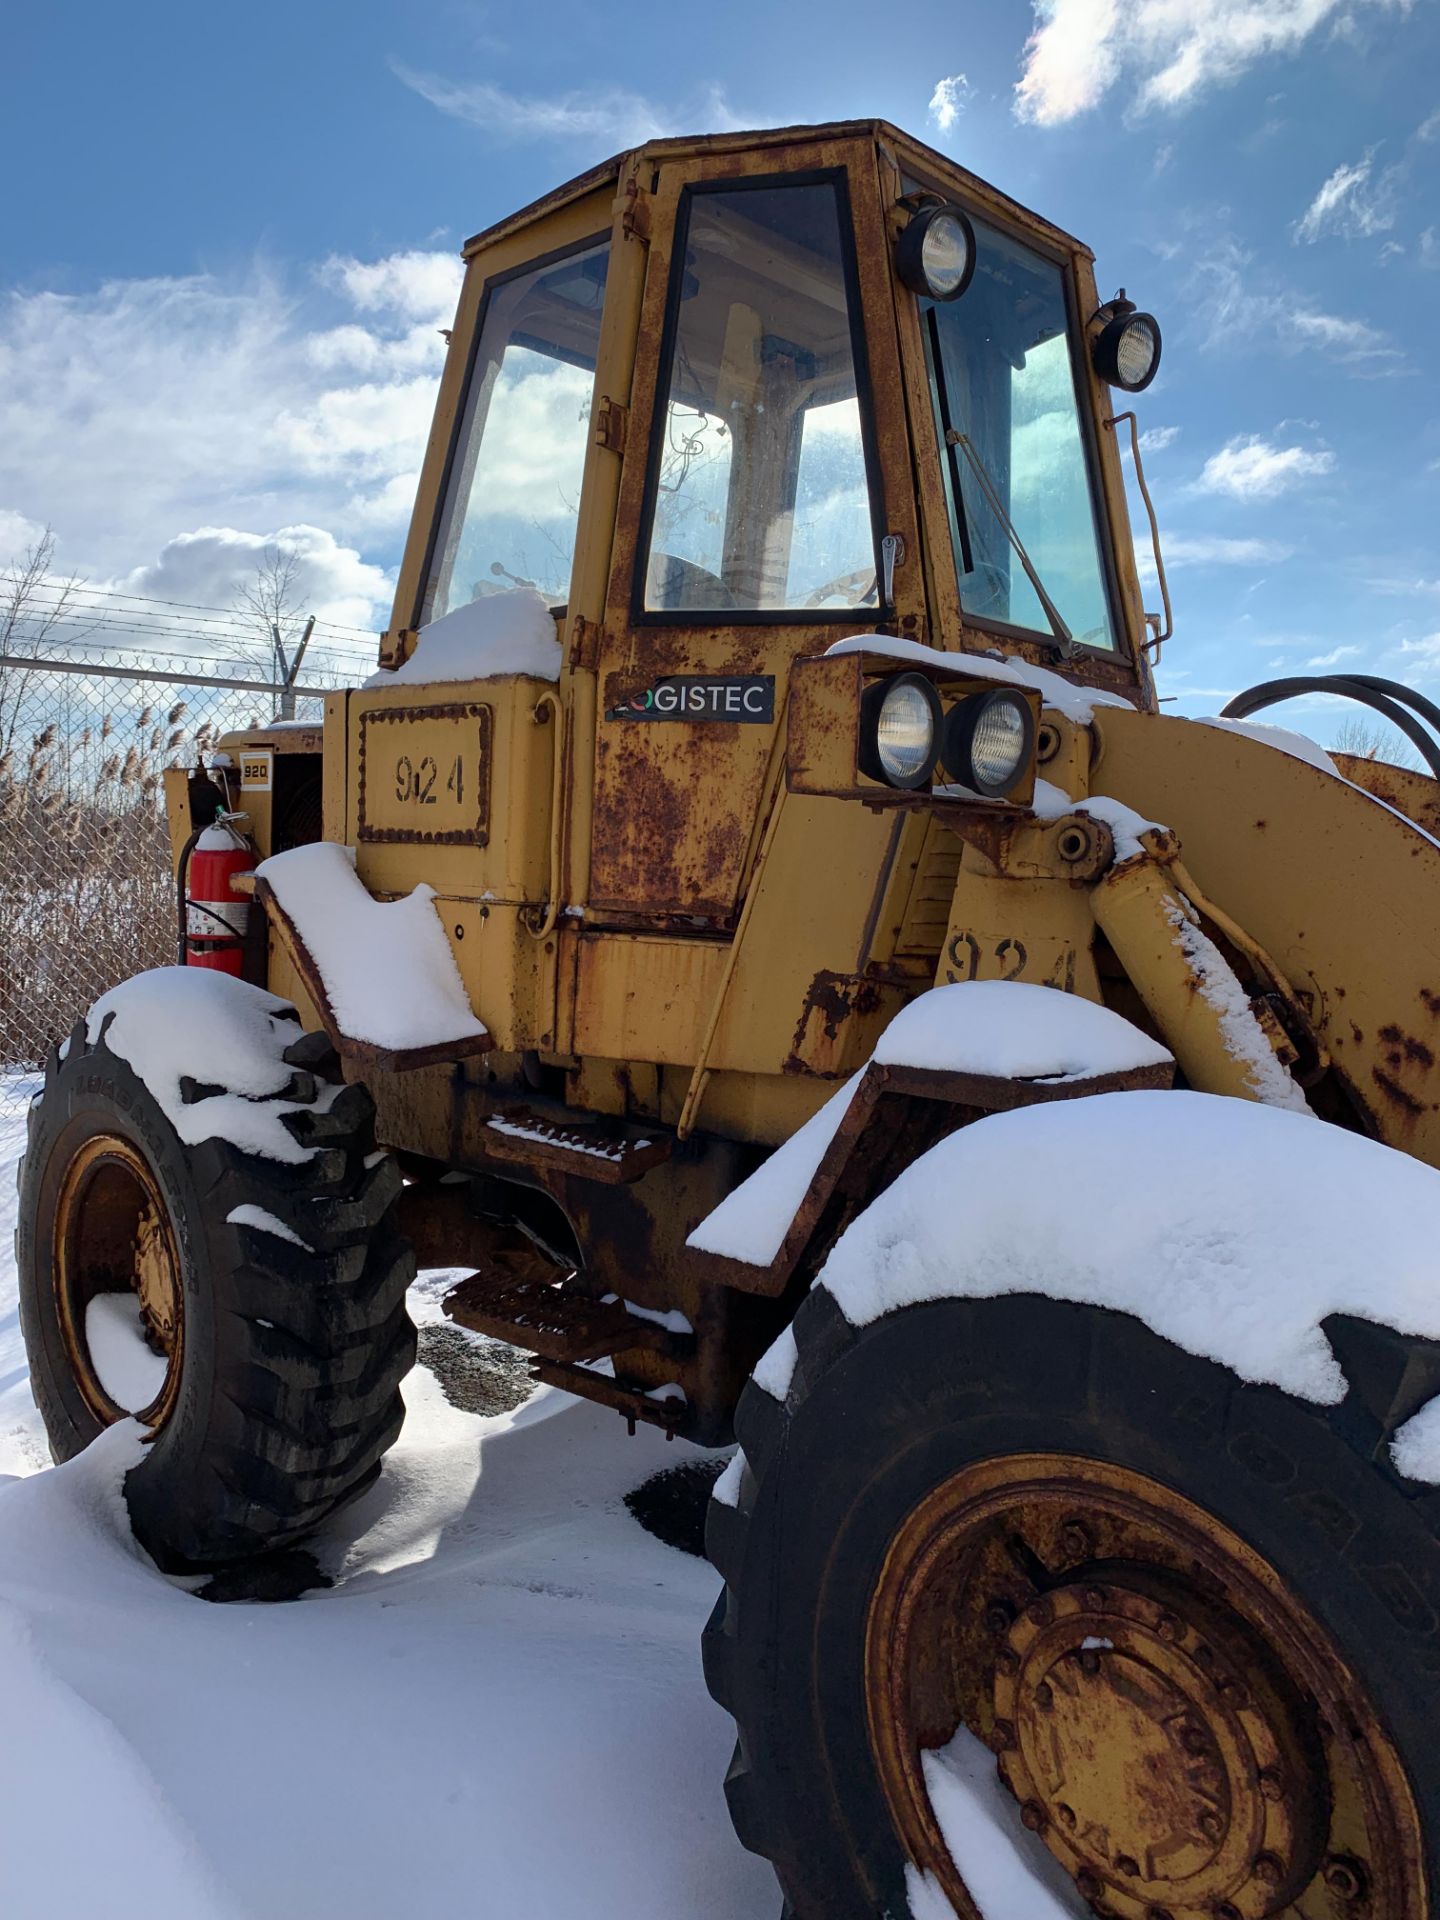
[587, 134, 927, 932]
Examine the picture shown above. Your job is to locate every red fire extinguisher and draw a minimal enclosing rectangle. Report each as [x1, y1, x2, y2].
[181, 815, 256, 976]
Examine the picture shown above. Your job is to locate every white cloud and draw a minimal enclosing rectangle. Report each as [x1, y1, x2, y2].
[1197, 434, 1335, 498]
[117, 525, 393, 643]
[1014, 0, 1410, 126]
[1181, 229, 1405, 370]
[324, 250, 464, 322]
[1418, 105, 1440, 141]
[1137, 424, 1181, 452]
[391, 64, 740, 148]
[1293, 148, 1400, 242]
[928, 75, 970, 133]
[1421, 226, 1439, 268]
[1138, 533, 1293, 572]
[0, 509, 47, 564]
[1307, 644, 1363, 666]
[0, 251, 456, 584]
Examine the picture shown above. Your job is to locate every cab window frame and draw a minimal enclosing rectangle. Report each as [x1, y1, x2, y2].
[912, 189, 1130, 665]
[630, 166, 888, 629]
[412, 227, 612, 631]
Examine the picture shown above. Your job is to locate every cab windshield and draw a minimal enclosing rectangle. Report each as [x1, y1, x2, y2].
[923, 217, 1116, 651]
[638, 178, 879, 617]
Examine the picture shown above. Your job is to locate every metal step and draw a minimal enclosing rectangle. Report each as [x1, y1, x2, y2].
[442, 1268, 683, 1366]
[481, 1106, 670, 1185]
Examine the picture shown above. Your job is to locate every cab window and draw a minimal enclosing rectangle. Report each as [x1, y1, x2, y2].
[922, 217, 1117, 651]
[423, 238, 610, 620]
[639, 179, 880, 617]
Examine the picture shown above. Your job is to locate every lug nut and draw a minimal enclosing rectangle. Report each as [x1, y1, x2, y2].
[1323, 1856, 1367, 1902]
[1198, 1809, 1224, 1842]
[1027, 1597, 1055, 1627]
[1181, 1725, 1210, 1756]
[1060, 1518, 1093, 1559]
[986, 1600, 1015, 1636]
[1084, 1586, 1107, 1610]
[1021, 1799, 1047, 1833]
[987, 1718, 1016, 1754]
[1057, 1802, 1077, 1829]
[1079, 1647, 1102, 1676]
[1075, 1870, 1104, 1902]
[1034, 1681, 1054, 1711]
[1252, 1853, 1284, 1887]
[1156, 1611, 1182, 1642]
[1257, 1766, 1284, 1802]
[996, 1647, 1020, 1676]
[1115, 1854, 1139, 1877]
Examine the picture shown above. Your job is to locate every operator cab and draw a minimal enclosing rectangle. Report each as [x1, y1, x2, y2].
[389, 120, 1162, 698]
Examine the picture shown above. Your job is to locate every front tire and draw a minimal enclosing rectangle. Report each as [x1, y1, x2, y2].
[16, 1007, 416, 1570]
[705, 1288, 1439, 1919]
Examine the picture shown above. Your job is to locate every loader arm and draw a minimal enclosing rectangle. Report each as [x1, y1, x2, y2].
[1093, 706, 1440, 1161]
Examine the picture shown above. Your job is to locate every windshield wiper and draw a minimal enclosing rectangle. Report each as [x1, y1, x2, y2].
[948, 430, 1074, 659]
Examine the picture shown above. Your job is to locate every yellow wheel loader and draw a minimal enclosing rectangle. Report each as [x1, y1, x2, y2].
[17, 121, 1440, 1919]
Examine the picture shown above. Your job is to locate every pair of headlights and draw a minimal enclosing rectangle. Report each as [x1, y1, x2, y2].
[858, 672, 1035, 797]
[895, 203, 1162, 395]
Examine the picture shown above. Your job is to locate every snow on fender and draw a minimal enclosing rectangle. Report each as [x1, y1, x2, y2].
[751, 1087, 1440, 1480]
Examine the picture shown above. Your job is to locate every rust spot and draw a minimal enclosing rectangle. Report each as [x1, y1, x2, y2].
[1378, 1025, 1435, 1070]
[1254, 819, 1267, 830]
[1371, 1067, 1427, 1118]
[1350, 1024, 1365, 1046]
[1422, 988, 1440, 1017]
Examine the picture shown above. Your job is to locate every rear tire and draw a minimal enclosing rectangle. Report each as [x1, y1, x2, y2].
[705, 1288, 1440, 1919]
[16, 1010, 416, 1571]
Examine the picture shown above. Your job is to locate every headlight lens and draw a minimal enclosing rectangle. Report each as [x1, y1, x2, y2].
[895, 204, 977, 304]
[859, 672, 943, 789]
[942, 691, 1035, 798]
[1093, 310, 1162, 393]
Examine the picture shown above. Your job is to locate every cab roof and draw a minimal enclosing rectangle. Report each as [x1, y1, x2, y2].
[461, 117, 1091, 264]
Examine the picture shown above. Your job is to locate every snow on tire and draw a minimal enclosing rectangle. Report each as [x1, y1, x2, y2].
[15, 971, 416, 1571]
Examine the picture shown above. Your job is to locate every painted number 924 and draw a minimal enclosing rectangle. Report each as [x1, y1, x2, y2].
[944, 932, 1078, 991]
[394, 754, 465, 806]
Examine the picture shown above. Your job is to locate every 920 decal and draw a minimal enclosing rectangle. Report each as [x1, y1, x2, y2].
[607, 675, 774, 724]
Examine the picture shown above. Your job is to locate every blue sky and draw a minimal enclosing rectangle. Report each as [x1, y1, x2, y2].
[2, 0, 1438, 741]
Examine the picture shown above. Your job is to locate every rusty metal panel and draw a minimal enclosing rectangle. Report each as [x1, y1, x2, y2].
[356, 702, 493, 846]
[573, 932, 730, 1066]
[1333, 752, 1440, 839]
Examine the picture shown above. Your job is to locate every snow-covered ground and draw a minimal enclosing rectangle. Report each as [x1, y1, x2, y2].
[0, 1077, 776, 1920]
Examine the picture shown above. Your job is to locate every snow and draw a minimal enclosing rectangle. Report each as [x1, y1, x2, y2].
[688, 985, 1170, 1268]
[1391, 1394, 1440, 1483]
[1161, 895, 1310, 1112]
[225, 1204, 311, 1250]
[257, 841, 487, 1053]
[687, 1071, 862, 1267]
[1030, 779, 1165, 859]
[710, 1451, 745, 1509]
[825, 634, 1136, 724]
[0, 1115, 780, 1920]
[808, 1089, 1440, 1413]
[905, 1729, 1083, 1920]
[86, 968, 319, 1165]
[872, 980, 1171, 1079]
[363, 588, 560, 689]
[1196, 716, 1339, 776]
[84, 1297, 168, 1413]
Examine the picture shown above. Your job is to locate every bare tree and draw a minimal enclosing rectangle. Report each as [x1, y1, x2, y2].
[0, 527, 90, 752]
[232, 545, 315, 718]
[1331, 712, 1421, 771]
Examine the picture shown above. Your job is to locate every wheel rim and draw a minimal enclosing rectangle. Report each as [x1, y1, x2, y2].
[864, 1452, 1425, 1920]
[54, 1132, 185, 1429]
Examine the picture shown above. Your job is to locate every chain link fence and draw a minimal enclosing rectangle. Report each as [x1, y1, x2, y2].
[0, 641, 365, 1100]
